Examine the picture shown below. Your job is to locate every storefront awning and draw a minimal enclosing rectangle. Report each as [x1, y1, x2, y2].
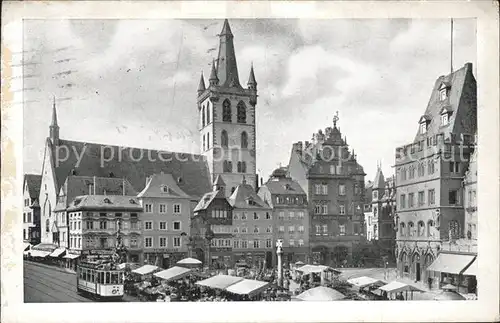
[24, 243, 31, 251]
[176, 257, 202, 265]
[154, 266, 192, 282]
[29, 250, 51, 258]
[427, 253, 475, 275]
[49, 248, 66, 258]
[296, 286, 346, 301]
[225, 279, 269, 297]
[378, 281, 425, 294]
[63, 254, 80, 260]
[132, 264, 159, 275]
[347, 276, 386, 288]
[296, 265, 341, 275]
[195, 274, 244, 290]
[462, 259, 477, 276]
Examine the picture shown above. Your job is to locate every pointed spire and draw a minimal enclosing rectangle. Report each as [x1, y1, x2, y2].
[344, 136, 348, 146]
[49, 95, 60, 145]
[209, 59, 218, 86]
[216, 19, 241, 88]
[247, 63, 257, 90]
[213, 174, 226, 192]
[198, 71, 206, 94]
[51, 95, 58, 127]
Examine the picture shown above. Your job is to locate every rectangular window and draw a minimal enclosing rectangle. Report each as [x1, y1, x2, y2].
[449, 190, 459, 205]
[329, 165, 335, 174]
[99, 220, 107, 230]
[144, 237, 153, 248]
[336, 165, 342, 174]
[159, 237, 167, 247]
[241, 240, 248, 249]
[339, 224, 346, 236]
[265, 212, 271, 220]
[321, 204, 328, 215]
[298, 225, 304, 233]
[420, 122, 427, 134]
[408, 193, 414, 208]
[418, 191, 425, 206]
[241, 212, 247, 220]
[278, 226, 284, 233]
[174, 204, 181, 214]
[339, 184, 346, 196]
[322, 224, 328, 235]
[266, 239, 272, 248]
[288, 226, 295, 233]
[298, 211, 304, 219]
[241, 227, 248, 234]
[173, 221, 181, 231]
[289, 211, 294, 218]
[145, 204, 153, 213]
[441, 113, 448, 125]
[86, 221, 93, 230]
[289, 239, 295, 246]
[314, 205, 321, 215]
[428, 189, 435, 205]
[321, 184, 328, 195]
[253, 212, 259, 220]
[428, 161, 435, 174]
[159, 204, 166, 213]
[315, 225, 321, 235]
[173, 237, 181, 247]
[449, 162, 460, 173]
[266, 226, 272, 233]
[253, 240, 260, 249]
[314, 184, 321, 195]
[145, 221, 153, 230]
[400, 194, 406, 209]
[100, 212, 107, 217]
[233, 240, 240, 249]
[278, 211, 285, 219]
[298, 239, 304, 247]
[339, 205, 345, 215]
[159, 222, 167, 230]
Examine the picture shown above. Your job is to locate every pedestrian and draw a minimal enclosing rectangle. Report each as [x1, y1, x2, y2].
[427, 276, 433, 290]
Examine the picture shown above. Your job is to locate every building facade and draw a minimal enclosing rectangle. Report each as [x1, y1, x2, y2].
[198, 19, 258, 196]
[38, 98, 211, 246]
[258, 167, 310, 266]
[288, 116, 366, 267]
[137, 172, 191, 268]
[463, 136, 477, 241]
[66, 195, 144, 264]
[394, 63, 477, 284]
[191, 176, 234, 268]
[23, 174, 42, 246]
[229, 177, 273, 269]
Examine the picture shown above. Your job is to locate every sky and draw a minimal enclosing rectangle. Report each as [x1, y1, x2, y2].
[19, 18, 476, 183]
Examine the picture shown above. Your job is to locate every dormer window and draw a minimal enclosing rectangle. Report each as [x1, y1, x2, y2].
[104, 198, 111, 204]
[129, 199, 136, 204]
[161, 185, 170, 193]
[420, 122, 427, 134]
[441, 114, 448, 125]
[439, 82, 450, 101]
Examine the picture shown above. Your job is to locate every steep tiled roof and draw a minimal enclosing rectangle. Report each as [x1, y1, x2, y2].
[414, 63, 476, 142]
[372, 168, 385, 189]
[48, 139, 211, 200]
[228, 182, 269, 209]
[193, 191, 219, 212]
[263, 177, 306, 196]
[55, 176, 137, 211]
[137, 172, 190, 199]
[67, 195, 142, 211]
[24, 174, 42, 199]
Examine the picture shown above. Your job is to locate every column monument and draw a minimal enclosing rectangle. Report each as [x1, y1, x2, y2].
[276, 239, 284, 287]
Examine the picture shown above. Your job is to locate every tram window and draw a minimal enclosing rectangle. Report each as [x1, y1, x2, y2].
[106, 272, 110, 284]
[100, 272, 104, 284]
[119, 273, 123, 284]
[91, 271, 95, 283]
[111, 273, 118, 284]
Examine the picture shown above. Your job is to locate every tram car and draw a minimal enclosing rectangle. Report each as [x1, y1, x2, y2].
[76, 259, 125, 300]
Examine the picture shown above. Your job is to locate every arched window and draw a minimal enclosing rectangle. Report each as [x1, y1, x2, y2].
[373, 224, 378, 239]
[203, 134, 206, 151]
[202, 106, 206, 127]
[206, 102, 211, 124]
[45, 219, 50, 232]
[237, 162, 242, 173]
[418, 221, 425, 236]
[223, 161, 233, 173]
[223, 100, 232, 122]
[400, 222, 405, 236]
[221, 130, 228, 147]
[237, 101, 246, 123]
[207, 132, 210, 149]
[408, 221, 414, 236]
[448, 220, 460, 240]
[241, 161, 247, 173]
[241, 131, 248, 149]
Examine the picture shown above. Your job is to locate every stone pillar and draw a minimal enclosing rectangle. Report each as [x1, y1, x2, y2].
[276, 239, 283, 287]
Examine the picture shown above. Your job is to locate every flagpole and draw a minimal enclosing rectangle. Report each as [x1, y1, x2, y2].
[450, 18, 454, 74]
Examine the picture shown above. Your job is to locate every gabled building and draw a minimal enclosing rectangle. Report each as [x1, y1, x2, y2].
[191, 175, 233, 269]
[229, 177, 273, 269]
[23, 174, 42, 246]
[288, 116, 366, 267]
[394, 63, 477, 284]
[137, 172, 192, 268]
[38, 97, 212, 246]
[197, 19, 258, 196]
[258, 167, 309, 266]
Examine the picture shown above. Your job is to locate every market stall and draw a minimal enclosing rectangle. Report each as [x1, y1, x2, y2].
[196, 274, 244, 290]
[131, 265, 160, 278]
[377, 281, 425, 300]
[433, 284, 466, 300]
[225, 279, 270, 300]
[154, 266, 193, 283]
[176, 257, 202, 268]
[296, 286, 346, 301]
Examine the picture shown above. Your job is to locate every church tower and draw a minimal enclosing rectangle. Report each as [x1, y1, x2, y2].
[197, 19, 258, 197]
[49, 96, 60, 146]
